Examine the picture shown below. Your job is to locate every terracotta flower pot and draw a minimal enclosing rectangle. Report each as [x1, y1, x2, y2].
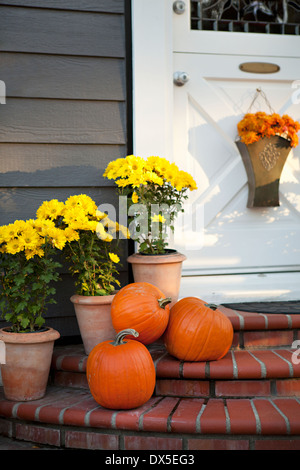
[127, 250, 186, 308]
[0, 327, 60, 401]
[70, 294, 116, 355]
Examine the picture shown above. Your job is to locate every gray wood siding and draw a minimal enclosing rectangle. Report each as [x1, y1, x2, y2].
[1, 6, 125, 56]
[0, 0, 130, 337]
[0, 0, 125, 13]
[0, 99, 126, 143]
[1, 53, 126, 100]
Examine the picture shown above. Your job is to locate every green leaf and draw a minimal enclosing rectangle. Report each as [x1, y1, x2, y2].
[96, 288, 108, 296]
[4, 313, 13, 322]
[32, 282, 43, 291]
[20, 317, 30, 329]
[15, 301, 28, 313]
[40, 273, 55, 283]
[35, 316, 45, 328]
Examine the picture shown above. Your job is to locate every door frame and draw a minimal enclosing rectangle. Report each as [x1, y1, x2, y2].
[131, 0, 174, 160]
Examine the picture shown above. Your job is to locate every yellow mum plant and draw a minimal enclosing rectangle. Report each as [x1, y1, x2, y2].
[36, 194, 129, 296]
[0, 218, 64, 332]
[0, 194, 129, 332]
[104, 155, 197, 254]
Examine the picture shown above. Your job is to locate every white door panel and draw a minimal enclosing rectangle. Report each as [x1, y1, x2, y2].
[132, 0, 300, 301]
[171, 52, 300, 277]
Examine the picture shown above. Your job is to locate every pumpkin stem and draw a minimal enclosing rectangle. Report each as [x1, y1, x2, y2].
[204, 303, 218, 311]
[112, 329, 139, 346]
[158, 297, 172, 309]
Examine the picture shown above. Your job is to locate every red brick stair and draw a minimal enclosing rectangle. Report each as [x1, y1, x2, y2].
[1, 306, 300, 450]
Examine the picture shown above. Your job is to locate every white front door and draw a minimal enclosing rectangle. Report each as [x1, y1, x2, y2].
[132, 0, 300, 303]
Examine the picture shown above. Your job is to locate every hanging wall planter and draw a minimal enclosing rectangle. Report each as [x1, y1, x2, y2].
[236, 135, 292, 207]
[236, 89, 300, 208]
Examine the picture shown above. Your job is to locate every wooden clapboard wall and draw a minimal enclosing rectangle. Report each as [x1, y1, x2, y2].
[0, 0, 131, 337]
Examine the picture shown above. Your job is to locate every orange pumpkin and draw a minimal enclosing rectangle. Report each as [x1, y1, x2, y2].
[86, 329, 156, 409]
[111, 282, 171, 344]
[163, 297, 233, 361]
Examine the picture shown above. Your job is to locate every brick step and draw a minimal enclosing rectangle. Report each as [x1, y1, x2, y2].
[50, 307, 300, 397]
[1, 386, 300, 450]
[2, 307, 300, 450]
[219, 306, 300, 349]
[51, 343, 300, 398]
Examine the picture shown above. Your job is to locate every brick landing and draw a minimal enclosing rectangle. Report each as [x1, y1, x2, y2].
[1, 306, 300, 450]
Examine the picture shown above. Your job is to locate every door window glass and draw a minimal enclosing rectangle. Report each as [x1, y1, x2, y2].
[191, 1, 300, 34]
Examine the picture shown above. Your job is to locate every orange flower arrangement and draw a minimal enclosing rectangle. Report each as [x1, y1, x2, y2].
[237, 112, 300, 148]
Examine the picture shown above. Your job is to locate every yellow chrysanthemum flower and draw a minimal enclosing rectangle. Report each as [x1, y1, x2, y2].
[13, 219, 30, 233]
[125, 155, 146, 173]
[19, 228, 42, 250]
[0, 227, 6, 244]
[164, 163, 180, 184]
[116, 178, 131, 188]
[147, 156, 161, 169]
[103, 220, 119, 237]
[109, 252, 120, 263]
[45, 227, 67, 250]
[36, 199, 65, 220]
[1, 220, 28, 242]
[177, 171, 198, 190]
[1, 224, 18, 243]
[63, 227, 80, 242]
[132, 192, 139, 203]
[115, 163, 131, 179]
[145, 171, 164, 186]
[65, 194, 97, 215]
[96, 223, 113, 242]
[87, 220, 98, 232]
[63, 207, 90, 230]
[151, 214, 166, 223]
[127, 172, 147, 187]
[148, 156, 171, 176]
[5, 238, 24, 255]
[33, 218, 56, 236]
[96, 210, 108, 220]
[103, 158, 125, 179]
[118, 223, 130, 239]
[25, 247, 45, 260]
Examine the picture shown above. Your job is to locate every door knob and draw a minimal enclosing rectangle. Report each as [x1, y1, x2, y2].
[173, 71, 189, 86]
[173, 1, 186, 14]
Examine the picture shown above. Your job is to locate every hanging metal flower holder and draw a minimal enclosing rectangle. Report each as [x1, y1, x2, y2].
[236, 89, 300, 208]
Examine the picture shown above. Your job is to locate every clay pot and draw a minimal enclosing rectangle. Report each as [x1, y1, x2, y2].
[0, 327, 60, 401]
[127, 250, 186, 308]
[70, 294, 116, 355]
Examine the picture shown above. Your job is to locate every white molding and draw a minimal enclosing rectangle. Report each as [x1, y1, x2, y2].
[182, 266, 300, 276]
[131, 0, 174, 159]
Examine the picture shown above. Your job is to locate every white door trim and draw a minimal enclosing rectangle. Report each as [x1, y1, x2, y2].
[131, 0, 174, 160]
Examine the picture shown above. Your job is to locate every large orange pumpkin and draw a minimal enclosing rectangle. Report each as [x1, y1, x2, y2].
[86, 329, 156, 409]
[164, 297, 233, 361]
[110, 282, 171, 344]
